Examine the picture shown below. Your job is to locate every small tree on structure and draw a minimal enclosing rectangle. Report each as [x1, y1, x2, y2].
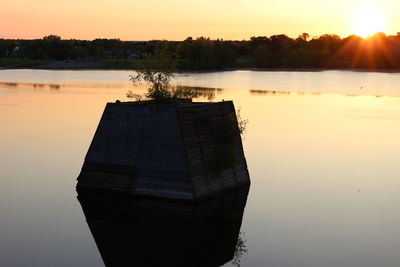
[128, 41, 197, 101]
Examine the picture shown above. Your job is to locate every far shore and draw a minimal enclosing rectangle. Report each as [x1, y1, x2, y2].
[1, 60, 400, 74]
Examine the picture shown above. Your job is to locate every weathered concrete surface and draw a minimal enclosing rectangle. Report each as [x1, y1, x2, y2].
[77, 100, 250, 201]
[77, 184, 249, 267]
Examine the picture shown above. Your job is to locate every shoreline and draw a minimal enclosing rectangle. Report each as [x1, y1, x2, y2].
[2, 66, 400, 74]
[1, 60, 400, 74]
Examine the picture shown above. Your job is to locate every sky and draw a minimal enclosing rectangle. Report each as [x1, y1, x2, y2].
[1, 0, 399, 40]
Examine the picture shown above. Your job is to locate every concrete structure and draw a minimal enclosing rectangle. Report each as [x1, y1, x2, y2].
[77, 185, 249, 267]
[77, 100, 250, 201]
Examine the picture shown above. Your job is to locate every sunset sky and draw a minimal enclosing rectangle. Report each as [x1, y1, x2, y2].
[1, 0, 399, 40]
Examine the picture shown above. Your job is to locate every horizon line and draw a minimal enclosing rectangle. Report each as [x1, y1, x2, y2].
[2, 32, 400, 42]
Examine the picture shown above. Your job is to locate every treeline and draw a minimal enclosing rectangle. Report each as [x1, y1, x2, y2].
[2, 33, 400, 70]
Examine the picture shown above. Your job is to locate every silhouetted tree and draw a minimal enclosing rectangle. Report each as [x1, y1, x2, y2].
[254, 45, 271, 68]
[2, 33, 400, 71]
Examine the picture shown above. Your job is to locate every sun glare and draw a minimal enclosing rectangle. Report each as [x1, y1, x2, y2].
[352, 7, 387, 38]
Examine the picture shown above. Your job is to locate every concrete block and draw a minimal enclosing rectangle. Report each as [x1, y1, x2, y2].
[77, 100, 250, 202]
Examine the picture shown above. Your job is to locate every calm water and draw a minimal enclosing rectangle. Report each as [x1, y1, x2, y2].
[1, 69, 400, 267]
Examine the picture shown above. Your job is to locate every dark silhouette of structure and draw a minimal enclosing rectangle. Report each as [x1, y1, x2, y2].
[77, 184, 249, 267]
[77, 100, 250, 201]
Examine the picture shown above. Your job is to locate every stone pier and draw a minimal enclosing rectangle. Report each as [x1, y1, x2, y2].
[77, 100, 250, 201]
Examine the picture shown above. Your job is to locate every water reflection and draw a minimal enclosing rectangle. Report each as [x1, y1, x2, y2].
[49, 84, 61, 90]
[126, 85, 222, 101]
[0, 81, 128, 91]
[174, 85, 223, 101]
[250, 89, 291, 95]
[33, 83, 46, 89]
[2, 70, 400, 266]
[2, 82, 18, 87]
[77, 185, 249, 267]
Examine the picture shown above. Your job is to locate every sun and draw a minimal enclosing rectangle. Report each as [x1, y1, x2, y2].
[352, 6, 387, 38]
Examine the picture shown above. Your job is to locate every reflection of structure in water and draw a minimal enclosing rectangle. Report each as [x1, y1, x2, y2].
[77, 185, 249, 267]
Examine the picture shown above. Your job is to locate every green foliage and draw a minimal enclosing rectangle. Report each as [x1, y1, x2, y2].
[42, 35, 61, 41]
[232, 232, 248, 267]
[128, 42, 199, 101]
[129, 41, 177, 100]
[0, 58, 50, 68]
[177, 37, 237, 69]
[254, 45, 271, 68]
[236, 108, 248, 135]
[2, 33, 400, 70]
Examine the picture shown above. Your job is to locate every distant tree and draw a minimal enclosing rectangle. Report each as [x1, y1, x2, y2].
[297, 33, 310, 42]
[177, 37, 237, 70]
[0, 40, 7, 57]
[214, 40, 237, 68]
[269, 34, 292, 52]
[254, 45, 271, 68]
[42, 35, 61, 41]
[177, 37, 216, 69]
[2, 33, 400, 71]
[249, 36, 270, 49]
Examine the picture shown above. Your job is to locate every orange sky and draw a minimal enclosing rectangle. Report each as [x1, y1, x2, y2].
[1, 0, 399, 40]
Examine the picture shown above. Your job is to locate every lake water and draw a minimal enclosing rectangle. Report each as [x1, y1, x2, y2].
[1, 69, 400, 267]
